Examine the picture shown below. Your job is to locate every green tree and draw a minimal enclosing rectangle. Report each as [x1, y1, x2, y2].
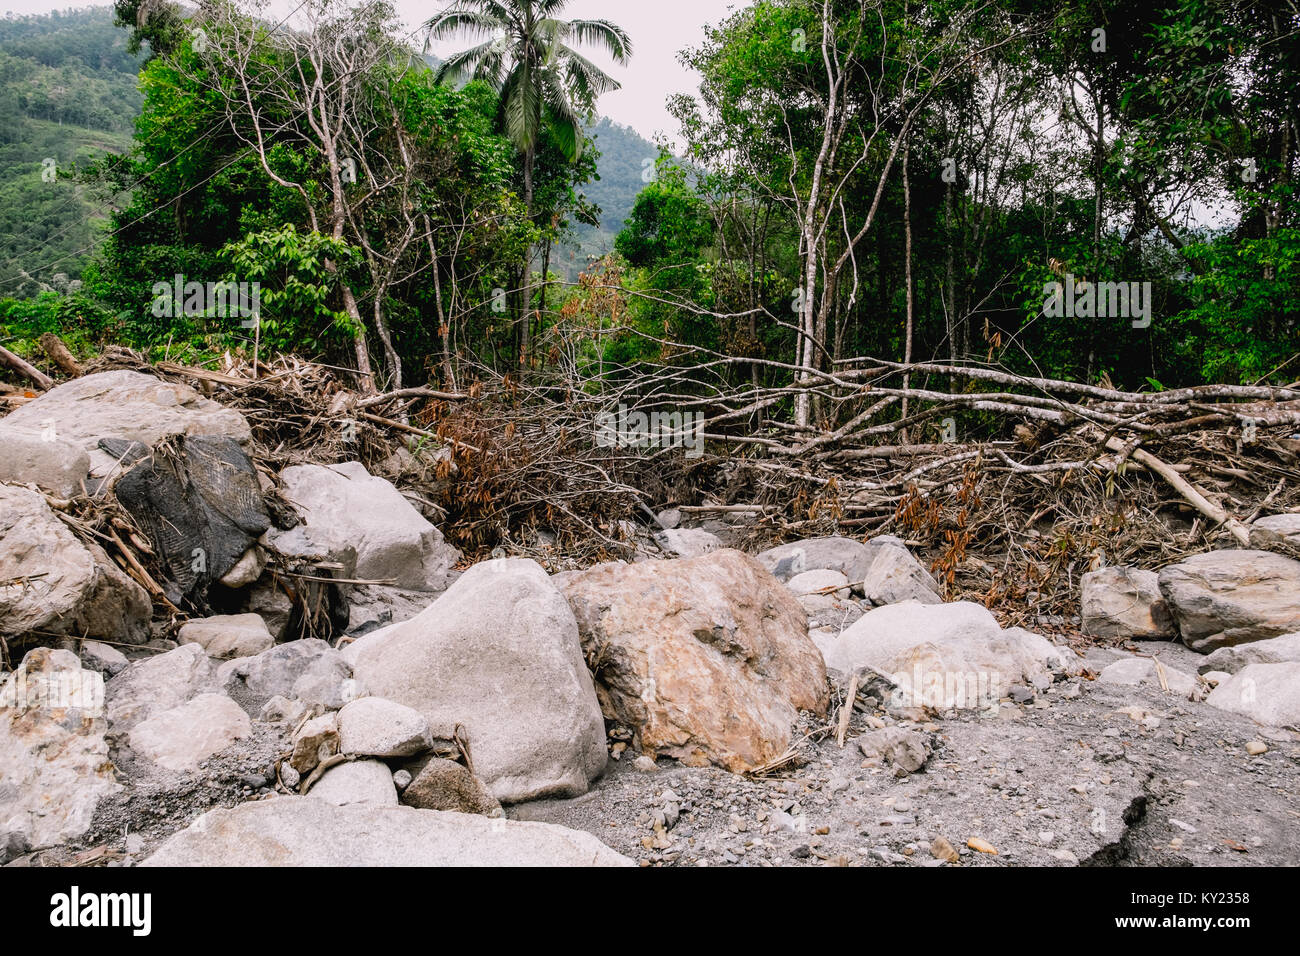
[426, 0, 631, 365]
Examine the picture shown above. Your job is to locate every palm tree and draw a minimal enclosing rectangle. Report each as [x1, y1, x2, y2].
[426, 0, 631, 364]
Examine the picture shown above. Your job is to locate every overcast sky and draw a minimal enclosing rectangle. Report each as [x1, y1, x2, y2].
[1, 1, 747, 143]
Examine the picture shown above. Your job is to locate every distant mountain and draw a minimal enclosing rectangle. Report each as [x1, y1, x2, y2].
[0, 7, 143, 296]
[0, 7, 659, 294]
[560, 116, 659, 274]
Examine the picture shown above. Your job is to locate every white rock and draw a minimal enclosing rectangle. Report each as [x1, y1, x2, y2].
[290, 712, 338, 774]
[1249, 514, 1300, 549]
[80, 640, 129, 676]
[346, 559, 606, 804]
[336, 697, 432, 758]
[1158, 550, 1300, 652]
[1199, 632, 1300, 674]
[0, 428, 89, 497]
[218, 547, 265, 589]
[219, 639, 360, 715]
[0, 484, 151, 643]
[267, 462, 459, 591]
[141, 797, 633, 866]
[0, 648, 120, 852]
[127, 693, 252, 772]
[105, 643, 217, 731]
[178, 613, 274, 660]
[858, 540, 943, 606]
[1206, 662, 1300, 728]
[1097, 657, 1199, 697]
[0, 370, 251, 481]
[821, 601, 1072, 710]
[756, 536, 873, 584]
[307, 760, 399, 807]
[653, 528, 722, 558]
[1081, 566, 1175, 639]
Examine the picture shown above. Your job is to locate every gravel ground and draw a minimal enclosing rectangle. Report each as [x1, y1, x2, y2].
[510, 646, 1300, 867]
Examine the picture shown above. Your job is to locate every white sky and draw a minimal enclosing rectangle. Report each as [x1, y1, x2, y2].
[1, 1, 748, 143]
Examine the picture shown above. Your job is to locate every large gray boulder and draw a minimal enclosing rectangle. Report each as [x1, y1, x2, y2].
[0, 484, 150, 643]
[141, 797, 632, 866]
[1080, 566, 1176, 640]
[820, 601, 1072, 710]
[858, 538, 943, 606]
[0, 648, 120, 854]
[0, 370, 251, 482]
[218, 638, 360, 716]
[1249, 514, 1300, 550]
[755, 536, 873, 585]
[344, 559, 606, 803]
[1158, 550, 1300, 652]
[105, 643, 218, 732]
[1198, 632, 1300, 675]
[1206, 662, 1300, 729]
[267, 462, 459, 592]
[0, 429, 89, 498]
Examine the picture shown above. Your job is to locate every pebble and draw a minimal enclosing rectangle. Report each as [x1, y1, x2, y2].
[280, 764, 300, 788]
[930, 835, 960, 862]
[633, 755, 658, 772]
[1245, 741, 1268, 756]
[392, 769, 412, 791]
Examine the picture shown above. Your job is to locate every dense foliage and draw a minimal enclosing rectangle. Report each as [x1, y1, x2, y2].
[1, 0, 1296, 400]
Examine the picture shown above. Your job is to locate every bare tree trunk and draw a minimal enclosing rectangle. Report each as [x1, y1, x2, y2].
[902, 141, 915, 441]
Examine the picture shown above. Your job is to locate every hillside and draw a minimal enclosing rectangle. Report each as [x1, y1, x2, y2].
[0, 8, 657, 292]
[0, 7, 143, 297]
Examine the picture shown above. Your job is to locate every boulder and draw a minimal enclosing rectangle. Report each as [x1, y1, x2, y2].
[1158, 550, 1300, 652]
[80, 640, 128, 677]
[140, 797, 633, 866]
[1206, 662, 1300, 729]
[307, 760, 398, 807]
[1249, 514, 1300, 549]
[0, 649, 120, 853]
[0, 429, 89, 497]
[785, 569, 856, 618]
[1097, 658, 1199, 697]
[755, 536, 873, 585]
[401, 758, 502, 816]
[336, 697, 432, 758]
[0, 484, 150, 643]
[858, 539, 943, 606]
[218, 639, 361, 716]
[105, 643, 217, 732]
[110, 435, 271, 605]
[1081, 566, 1175, 640]
[821, 601, 1072, 710]
[1198, 632, 1300, 675]
[218, 547, 265, 589]
[290, 712, 338, 775]
[0, 370, 251, 482]
[857, 727, 932, 775]
[653, 528, 722, 559]
[557, 549, 829, 773]
[178, 614, 274, 660]
[126, 693, 251, 772]
[267, 462, 459, 592]
[345, 559, 606, 803]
